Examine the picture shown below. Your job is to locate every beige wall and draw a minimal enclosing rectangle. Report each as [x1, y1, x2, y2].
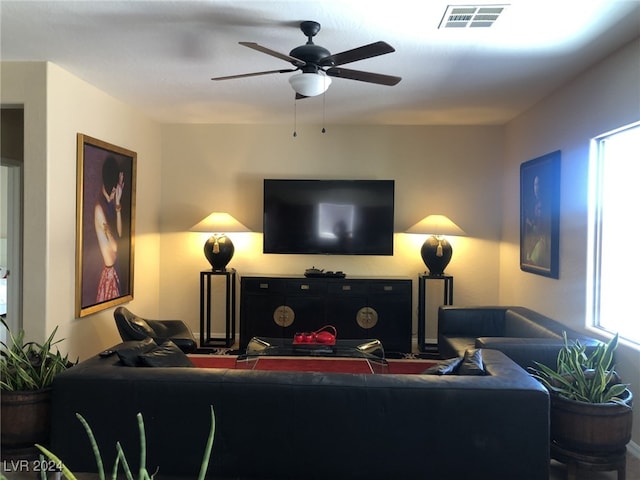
[158, 124, 504, 338]
[499, 38, 640, 448]
[1, 62, 163, 361]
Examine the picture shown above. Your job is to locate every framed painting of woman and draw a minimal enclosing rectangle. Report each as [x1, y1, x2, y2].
[76, 134, 137, 317]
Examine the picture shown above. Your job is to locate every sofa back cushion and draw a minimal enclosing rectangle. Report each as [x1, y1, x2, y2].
[438, 306, 506, 336]
[504, 308, 563, 339]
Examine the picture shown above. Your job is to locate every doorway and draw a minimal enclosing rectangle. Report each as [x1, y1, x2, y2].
[1, 107, 24, 337]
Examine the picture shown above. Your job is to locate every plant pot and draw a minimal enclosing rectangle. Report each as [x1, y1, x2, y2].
[550, 388, 633, 453]
[1, 387, 52, 448]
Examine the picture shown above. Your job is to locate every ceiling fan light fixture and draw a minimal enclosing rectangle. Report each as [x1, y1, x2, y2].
[288, 71, 332, 97]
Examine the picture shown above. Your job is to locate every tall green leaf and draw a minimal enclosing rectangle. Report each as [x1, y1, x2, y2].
[0, 318, 75, 391]
[35, 407, 217, 480]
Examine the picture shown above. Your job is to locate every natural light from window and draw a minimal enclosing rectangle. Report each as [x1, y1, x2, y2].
[588, 121, 640, 346]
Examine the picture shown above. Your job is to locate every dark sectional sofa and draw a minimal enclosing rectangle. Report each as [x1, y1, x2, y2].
[50, 343, 550, 480]
[438, 305, 603, 370]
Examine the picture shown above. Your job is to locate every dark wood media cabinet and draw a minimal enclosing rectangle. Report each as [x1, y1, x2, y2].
[239, 275, 412, 353]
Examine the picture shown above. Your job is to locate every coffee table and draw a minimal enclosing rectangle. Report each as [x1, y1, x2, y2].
[236, 337, 388, 373]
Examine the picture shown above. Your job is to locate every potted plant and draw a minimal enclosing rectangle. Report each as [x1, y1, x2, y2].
[529, 332, 633, 453]
[0, 318, 75, 450]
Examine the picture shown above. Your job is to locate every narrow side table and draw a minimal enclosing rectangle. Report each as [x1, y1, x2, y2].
[200, 268, 236, 348]
[417, 274, 453, 352]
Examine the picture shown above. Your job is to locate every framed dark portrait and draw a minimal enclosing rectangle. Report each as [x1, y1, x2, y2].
[520, 150, 560, 278]
[76, 134, 137, 317]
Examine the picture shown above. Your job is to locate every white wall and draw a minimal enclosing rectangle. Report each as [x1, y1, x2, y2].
[500, 38, 640, 447]
[158, 124, 505, 341]
[1, 62, 163, 361]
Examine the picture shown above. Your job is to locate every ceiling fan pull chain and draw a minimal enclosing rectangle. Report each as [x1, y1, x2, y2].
[293, 97, 298, 138]
[322, 89, 327, 134]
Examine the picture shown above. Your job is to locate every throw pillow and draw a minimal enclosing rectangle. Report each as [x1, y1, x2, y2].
[457, 348, 485, 375]
[138, 340, 194, 367]
[423, 357, 462, 375]
[116, 338, 158, 366]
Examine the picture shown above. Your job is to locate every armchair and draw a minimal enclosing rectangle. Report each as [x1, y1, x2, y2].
[113, 306, 197, 353]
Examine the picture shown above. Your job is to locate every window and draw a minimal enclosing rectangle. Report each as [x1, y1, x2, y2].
[588, 121, 640, 345]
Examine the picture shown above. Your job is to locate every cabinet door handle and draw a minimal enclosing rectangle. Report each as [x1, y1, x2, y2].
[259, 283, 269, 289]
[300, 284, 310, 290]
[384, 285, 393, 291]
[357, 307, 379, 329]
[342, 285, 352, 291]
[273, 305, 295, 327]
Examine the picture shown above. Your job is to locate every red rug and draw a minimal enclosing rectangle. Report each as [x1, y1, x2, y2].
[188, 355, 436, 375]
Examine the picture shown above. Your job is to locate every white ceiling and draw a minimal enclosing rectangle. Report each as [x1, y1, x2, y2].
[2, 0, 639, 125]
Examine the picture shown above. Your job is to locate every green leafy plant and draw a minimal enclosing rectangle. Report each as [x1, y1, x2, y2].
[0, 318, 75, 391]
[529, 331, 630, 405]
[34, 406, 216, 480]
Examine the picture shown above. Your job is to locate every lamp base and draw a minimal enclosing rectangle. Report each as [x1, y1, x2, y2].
[420, 235, 452, 276]
[204, 235, 235, 272]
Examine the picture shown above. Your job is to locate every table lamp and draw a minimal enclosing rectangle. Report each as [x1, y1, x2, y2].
[190, 212, 249, 271]
[406, 214, 466, 275]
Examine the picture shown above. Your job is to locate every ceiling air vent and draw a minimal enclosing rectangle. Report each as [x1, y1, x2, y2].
[439, 5, 508, 29]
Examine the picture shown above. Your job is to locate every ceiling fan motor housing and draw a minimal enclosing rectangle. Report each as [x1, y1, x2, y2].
[289, 21, 334, 72]
[289, 44, 332, 72]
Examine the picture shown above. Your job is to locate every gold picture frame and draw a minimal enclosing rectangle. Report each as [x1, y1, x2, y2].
[76, 134, 136, 317]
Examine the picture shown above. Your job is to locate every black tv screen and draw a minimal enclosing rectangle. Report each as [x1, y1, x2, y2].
[263, 179, 395, 255]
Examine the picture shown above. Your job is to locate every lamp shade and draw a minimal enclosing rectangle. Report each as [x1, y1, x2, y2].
[190, 212, 249, 271]
[190, 212, 250, 233]
[288, 72, 332, 97]
[406, 215, 466, 275]
[406, 214, 466, 236]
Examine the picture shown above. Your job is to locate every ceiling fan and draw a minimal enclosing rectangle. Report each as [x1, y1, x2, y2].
[211, 20, 401, 98]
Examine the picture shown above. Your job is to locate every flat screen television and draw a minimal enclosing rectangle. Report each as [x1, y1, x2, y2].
[263, 179, 395, 255]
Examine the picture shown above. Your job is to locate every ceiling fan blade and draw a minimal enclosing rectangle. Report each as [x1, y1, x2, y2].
[320, 41, 395, 67]
[212, 68, 297, 81]
[326, 67, 401, 86]
[239, 41, 306, 67]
